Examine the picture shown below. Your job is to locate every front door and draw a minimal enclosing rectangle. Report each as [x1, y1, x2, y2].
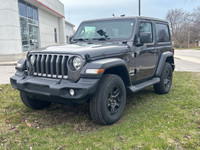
[134, 21, 158, 82]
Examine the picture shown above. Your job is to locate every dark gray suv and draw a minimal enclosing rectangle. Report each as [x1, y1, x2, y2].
[10, 16, 175, 125]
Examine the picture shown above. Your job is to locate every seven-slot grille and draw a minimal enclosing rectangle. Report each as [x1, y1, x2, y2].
[32, 54, 68, 79]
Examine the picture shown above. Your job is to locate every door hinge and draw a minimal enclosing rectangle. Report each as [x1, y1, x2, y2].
[131, 52, 137, 58]
[134, 69, 139, 74]
[134, 69, 137, 74]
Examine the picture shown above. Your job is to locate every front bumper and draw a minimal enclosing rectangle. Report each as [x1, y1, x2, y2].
[10, 73, 99, 102]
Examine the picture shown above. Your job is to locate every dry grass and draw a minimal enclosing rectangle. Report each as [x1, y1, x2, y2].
[0, 72, 200, 149]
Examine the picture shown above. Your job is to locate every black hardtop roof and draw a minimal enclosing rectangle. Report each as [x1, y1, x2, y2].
[82, 16, 168, 24]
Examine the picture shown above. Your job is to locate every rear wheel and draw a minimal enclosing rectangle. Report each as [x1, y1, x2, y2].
[20, 91, 51, 109]
[89, 74, 126, 125]
[154, 62, 173, 94]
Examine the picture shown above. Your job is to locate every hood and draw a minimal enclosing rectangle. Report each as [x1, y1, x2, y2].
[31, 43, 130, 60]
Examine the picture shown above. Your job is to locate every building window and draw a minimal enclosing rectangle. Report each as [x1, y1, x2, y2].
[54, 28, 57, 43]
[18, 1, 26, 17]
[18, 0, 39, 51]
[33, 8, 38, 21]
[27, 4, 33, 19]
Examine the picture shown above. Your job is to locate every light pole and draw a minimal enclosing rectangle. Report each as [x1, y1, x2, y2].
[139, 0, 141, 16]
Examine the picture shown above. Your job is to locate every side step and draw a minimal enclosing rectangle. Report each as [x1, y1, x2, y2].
[128, 77, 160, 93]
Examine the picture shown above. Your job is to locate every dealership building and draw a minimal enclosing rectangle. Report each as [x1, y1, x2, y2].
[65, 20, 75, 43]
[0, 0, 72, 62]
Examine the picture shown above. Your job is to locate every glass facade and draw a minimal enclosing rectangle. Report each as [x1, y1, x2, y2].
[18, 0, 39, 51]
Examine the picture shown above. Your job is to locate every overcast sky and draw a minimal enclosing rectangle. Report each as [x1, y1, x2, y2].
[60, 0, 200, 27]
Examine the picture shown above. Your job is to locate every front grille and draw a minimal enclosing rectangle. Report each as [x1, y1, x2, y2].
[32, 54, 68, 79]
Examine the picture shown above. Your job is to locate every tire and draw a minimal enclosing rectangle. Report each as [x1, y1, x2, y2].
[20, 91, 51, 109]
[89, 74, 126, 125]
[154, 62, 173, 94]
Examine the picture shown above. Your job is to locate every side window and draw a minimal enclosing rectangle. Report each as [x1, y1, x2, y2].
[138, 22, 153, 43]
[156, 24, 170, 43]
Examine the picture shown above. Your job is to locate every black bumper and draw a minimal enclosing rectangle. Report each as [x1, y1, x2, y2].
[10, 74, 99, 103]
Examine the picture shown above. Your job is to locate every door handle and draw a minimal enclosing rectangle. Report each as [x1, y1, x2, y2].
[132, 52, 140, 57]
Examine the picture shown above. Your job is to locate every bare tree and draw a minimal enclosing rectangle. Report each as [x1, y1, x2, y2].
[166, 9, 191, 48]
[166, 7, 200, 48]
[192, 6, 200, 35]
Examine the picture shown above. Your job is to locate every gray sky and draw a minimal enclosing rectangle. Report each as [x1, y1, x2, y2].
[60, 0, 200, 27]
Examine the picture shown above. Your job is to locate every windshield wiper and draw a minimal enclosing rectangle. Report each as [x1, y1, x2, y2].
[92, 37, 110, 41]
[74, 38, 89, 42]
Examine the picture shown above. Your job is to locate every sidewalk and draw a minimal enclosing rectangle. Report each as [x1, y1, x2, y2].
[174, 49, 200, 64]
[0, 52, 26, 66]
[0, 65, 16, 84]
[174, 55, 200, 64]
[0, 61, 17, 66]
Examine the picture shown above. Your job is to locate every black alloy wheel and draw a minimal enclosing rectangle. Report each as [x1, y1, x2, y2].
[107, 87, 122, 116]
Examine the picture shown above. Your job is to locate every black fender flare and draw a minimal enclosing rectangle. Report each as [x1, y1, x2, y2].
[80, 58, 131, 86]
[155, 51, 174, 77]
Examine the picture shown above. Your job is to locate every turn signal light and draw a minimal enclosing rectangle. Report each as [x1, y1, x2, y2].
[86, 69, 105, 74]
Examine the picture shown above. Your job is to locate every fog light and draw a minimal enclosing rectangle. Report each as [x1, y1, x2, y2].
[69, 89, 75, 96]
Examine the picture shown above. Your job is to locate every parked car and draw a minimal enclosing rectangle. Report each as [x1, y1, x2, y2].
[10, 16, 175, 125]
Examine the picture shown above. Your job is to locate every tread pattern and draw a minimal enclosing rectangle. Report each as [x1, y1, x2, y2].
[90, 75, 108, 124]
[89, 74, 126, 125]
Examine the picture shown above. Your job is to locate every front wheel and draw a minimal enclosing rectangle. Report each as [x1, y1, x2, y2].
[20, 91, 51, 109]
[89, 74, 126, 125]
[154, 62, 173, 94]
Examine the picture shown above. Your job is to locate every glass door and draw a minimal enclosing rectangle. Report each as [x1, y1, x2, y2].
[29, 24, 39, 50]
[18, 0, 39, 51]
[20, 17, 29, 51]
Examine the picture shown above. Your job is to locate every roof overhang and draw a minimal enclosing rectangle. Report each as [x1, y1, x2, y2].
[65, 21, 75, 27]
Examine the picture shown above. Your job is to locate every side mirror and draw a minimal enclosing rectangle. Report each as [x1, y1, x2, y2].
[140, 32, 151, 43]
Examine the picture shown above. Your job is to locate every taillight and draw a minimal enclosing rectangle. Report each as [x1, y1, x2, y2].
[172, 48, 174, 55]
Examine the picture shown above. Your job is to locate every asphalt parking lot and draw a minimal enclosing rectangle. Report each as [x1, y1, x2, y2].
[174, 49, 200, 72]
[0, 49, 199, 85]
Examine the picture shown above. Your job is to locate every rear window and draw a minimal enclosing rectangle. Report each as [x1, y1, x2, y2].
[156, 24, 170, 43]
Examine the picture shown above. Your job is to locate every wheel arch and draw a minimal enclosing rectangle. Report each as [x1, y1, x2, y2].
[80, 58, 132, 86]
[104, 65, 131, 87]
[155, 52, 175, 77]
[166, 56, 175, 71]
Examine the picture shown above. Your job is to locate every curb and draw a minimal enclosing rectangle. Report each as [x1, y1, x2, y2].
[0, 62, 17, 66]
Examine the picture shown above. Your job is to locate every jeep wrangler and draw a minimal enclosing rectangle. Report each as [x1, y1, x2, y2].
[10, 16, 175, 125]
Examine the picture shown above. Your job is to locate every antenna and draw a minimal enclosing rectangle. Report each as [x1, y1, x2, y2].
[69, 11, 71, 22]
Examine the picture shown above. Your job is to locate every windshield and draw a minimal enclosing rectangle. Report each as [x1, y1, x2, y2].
[73, 19, 135, 41]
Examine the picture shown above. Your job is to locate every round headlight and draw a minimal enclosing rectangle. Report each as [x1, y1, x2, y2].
[30, 55, 35, 65]
[72, 57, 82, 70]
